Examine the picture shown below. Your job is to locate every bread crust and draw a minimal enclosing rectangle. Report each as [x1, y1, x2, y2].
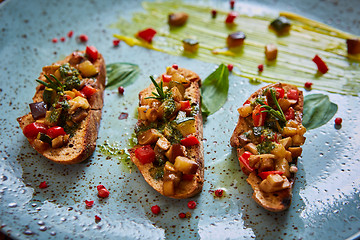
[129, 68, 204, 199]
[230, 83, 304, 212]
[17, 51, 105, 164]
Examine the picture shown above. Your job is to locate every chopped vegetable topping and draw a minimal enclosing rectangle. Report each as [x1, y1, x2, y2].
[270, 16, 291, 34]
[136, 28, 157, 43]
[225, 12, 237, 24]
[23, 122, 47, 138]
[168, 12, 189, 27]
[227, 31, 245, 48]
[265, 44, 278, 61]
[258, 171, 284, 180]
[135, 145, 156, 164]
[85, 46, 98, 62]
[346, 39, 360, 55]
[312, 54, 328, 74]
[180, 135, 200, 146]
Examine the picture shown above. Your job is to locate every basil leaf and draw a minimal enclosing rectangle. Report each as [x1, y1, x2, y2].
[201, 64, 229, 115]
[302, 94, 338, 130]
[105, 62, 140, 89]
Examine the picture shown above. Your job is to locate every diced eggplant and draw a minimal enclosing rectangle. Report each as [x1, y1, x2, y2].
[288, 147, 302, 158]
[174, 156, 199, 174]
[292, 134, 306, 146]
[165, 143, 186, 163]
[37, 132, 52, 145]
[51, 134, 69, 148]
[258, 157, 275, 173]
[271, 143, 287, 159]
[269, 16, 291, 34]
[265, 44, 278, 61]
[279, 137, 292, 149]
[163, 167, 182, 196]
[170, 86, 184, 102]
[29, 102, 47, 120]
[168, 12, 189, 27]
[175, 117, 196, 137]
[156, 136, 171, 151]
[346, 38, 360, 55]
[138, 106, 148, 120]
[275, 158, 290, 177]
[244, 143, 258, 155]
[169, 80, 185, 97]
[71, 108, 88, 123]
[137, 129, 162, 145]
[259, 174, 290, 193]
[227, 31, 246, 48]
[183, 39, 199, 53]
[145, 107, 159, 122]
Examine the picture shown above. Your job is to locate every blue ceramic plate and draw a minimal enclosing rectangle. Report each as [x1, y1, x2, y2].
[0, 0, 359, 239]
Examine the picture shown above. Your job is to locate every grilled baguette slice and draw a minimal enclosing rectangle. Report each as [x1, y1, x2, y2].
[17, 49, 105, 164]
[230, 82, 305, 212]
[129, 67, 204, 199]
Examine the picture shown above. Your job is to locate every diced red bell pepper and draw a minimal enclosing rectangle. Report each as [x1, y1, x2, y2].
[23, 122, 48, 138]
[252, 104, 267, 127]
[287, 89, 299, 101]
[275, 87, 285, 98]
[180, 135, 200, 146]
[182, 174, 194, 181]
[285, 107, 295, 120]
[243, 99, 251, 106]
[258, 171, 284, 180]
[46, 126, 66, 139]
[312, 54, 328, 74]
[239, 151, 254, 173]
[86, 46, 98, 62]
[80, 85, 98, 98]
[162, 74, 172, 83]
[180, 100, 191, 111]
[137, 28, 157, 43]
[135, 145, 156, 164]
[225, 12, 237, 24]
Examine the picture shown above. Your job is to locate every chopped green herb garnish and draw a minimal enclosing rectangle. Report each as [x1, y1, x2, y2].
[256, 88, 286, 123]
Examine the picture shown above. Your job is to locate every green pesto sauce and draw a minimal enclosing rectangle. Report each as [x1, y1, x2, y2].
[98, 141, 135, 172]
[256, 141, 275, 154]
[111, 0, 360, 96]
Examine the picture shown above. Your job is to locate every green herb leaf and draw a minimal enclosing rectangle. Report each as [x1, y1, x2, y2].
[105, 62, 140, 89]
[201, 63, 229, 115]
[303, 94, 338, 130]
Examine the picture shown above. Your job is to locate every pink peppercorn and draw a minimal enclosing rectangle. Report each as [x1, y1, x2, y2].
[85, 200, 94, 208]
[151, 205, 161, 214]
[179, 212, 186, 218]
[230, 0, 235, 9]
[304, 82, 313, 89]
[211, 9, 217, 18]
[67, 30, 73, 38]
[97, 185, 110, 198]
[113, 39, 120, 47]
[227, 64, 234, 72]
[187, 201, 196, 209]
[258, 64, 264, 72]
[52, 38, 58, 43]
[39, 181, 48, 189]
[215, 189, 223, 197]
[335, 117, 342, 125]
[60, 37, 66, 42]
[172, 64, 179, 70]
[79, 34, 88, 42]
[118, 86, 124, 94]
[95, 215, 101, 222]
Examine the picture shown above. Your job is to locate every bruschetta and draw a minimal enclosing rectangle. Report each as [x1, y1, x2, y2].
[129, 66, 204, 199]
[230, 83, 306, 212]
[17, 46, 106, 164]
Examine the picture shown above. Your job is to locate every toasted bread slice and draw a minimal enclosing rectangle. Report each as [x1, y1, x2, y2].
[230, 83, 305, 212]
[129, 67, 203, 199]
[17, 49, 105, 164]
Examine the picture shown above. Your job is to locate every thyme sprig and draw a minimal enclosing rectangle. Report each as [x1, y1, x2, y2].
[255, 88, 286, 123]
[36, 74, 65, 94]
[145, 75, 166, 100]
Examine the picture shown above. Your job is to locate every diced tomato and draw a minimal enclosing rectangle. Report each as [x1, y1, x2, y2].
[73, 89, 86, 98]
[252, 105, 267, 127]
[285, 107, 295, 120]
[275, 87, 285, 98]
[258, 171, 284, 180]
[180, 100, 191, 111]
[181, 135, 200, 146]
[239, 151, 254, 173]
[312, 54, 328, 74]
[287, 89, 299, 101]
[86, 46, 98, 62]
[162, 74, 172, 83]
[182, 174, 194, 181]
[23, 122, 48, 138]
[225, 12, 237, 24]
[243, 99, 251, 106]
[135, 145, 156, 164]
[137, 28, 157, 43]
[46, 126, 66, 139]
[80, 85, 98, 98]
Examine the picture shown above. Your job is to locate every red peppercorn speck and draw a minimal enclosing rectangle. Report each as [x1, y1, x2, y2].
[151, 205, 161, 214]
[304, 82, 313, 89]
[118, 86, 124, 94]
[97, 185, 110, 198]
[95, 215, 101, 222]
[79, 34, 88, 42]
[179, 212, 186, 218]
[67, 30, 73, 38]
[211, 9, 217, 18]
[60, 37, 66, 42]
[113, 39, 120, 47]
[187, 201, 197, 209]
[335, 117, 342, 125]
[52, 38, 58, 43]
[215, 189, 224, 197]
[230, 0, 235, 9]
[39, 181, 48, 189]
[85, 200, 94, 208]
[172, 64, 178, 70]
[258, 64, 264, 72]
[227, 64, 234, 72]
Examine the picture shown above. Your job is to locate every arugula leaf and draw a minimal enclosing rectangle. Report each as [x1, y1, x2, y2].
[303, 94, 338, 130]
[105, 62, 140, 89]
[201, 64, 229, 115]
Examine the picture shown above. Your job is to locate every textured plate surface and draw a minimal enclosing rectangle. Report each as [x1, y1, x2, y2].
[0, 0, 359, 239]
